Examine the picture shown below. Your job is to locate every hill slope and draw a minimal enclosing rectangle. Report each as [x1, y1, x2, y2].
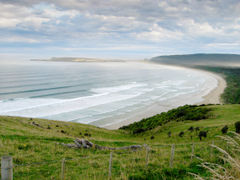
[1, 104, 240, 179]
[151, 54, 240, 66]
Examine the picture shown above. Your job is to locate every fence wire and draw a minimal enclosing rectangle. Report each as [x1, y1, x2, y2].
[1, 140, 222, 179]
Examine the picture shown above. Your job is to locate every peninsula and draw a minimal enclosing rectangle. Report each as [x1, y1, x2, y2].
[31, 57, 125, 63]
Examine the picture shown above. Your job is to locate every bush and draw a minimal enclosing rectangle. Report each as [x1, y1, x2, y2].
[120, 105, 211, 134]
[61, 130, 66, 134]
[198, 131, 207, 141]
[235, 121, 240, 133]
[84, 133, 91, 137]
[221, 125, 228, 134]
[179, 131, 184, 137]
[188, 126, 194, 132]
[133, 128, 145, 134]
[168, 131, 171, 138]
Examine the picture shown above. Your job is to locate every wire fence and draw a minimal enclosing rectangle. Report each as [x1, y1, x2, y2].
[1, 141, 218, 180]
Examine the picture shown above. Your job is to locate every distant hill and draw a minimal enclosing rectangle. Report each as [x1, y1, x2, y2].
[31, 57, 125, 63]
[150, 54, 240, 66]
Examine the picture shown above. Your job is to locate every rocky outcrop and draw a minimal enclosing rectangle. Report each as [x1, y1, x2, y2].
[60, 138, 143, 151]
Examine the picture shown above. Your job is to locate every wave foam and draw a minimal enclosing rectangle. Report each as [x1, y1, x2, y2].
[90, 82, 147, 94]
[0, 91, 143, 118]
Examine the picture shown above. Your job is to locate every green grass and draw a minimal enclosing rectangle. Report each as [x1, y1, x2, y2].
[1, 104, 240, 179]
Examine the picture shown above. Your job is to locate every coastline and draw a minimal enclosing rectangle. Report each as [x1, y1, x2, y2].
[196, 69, 226, 105]
[101, 63, 227, 130]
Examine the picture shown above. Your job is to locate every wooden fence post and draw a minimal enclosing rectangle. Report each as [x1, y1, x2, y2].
[145, 146, 150, 167]
[191, 143, 195, 162]
[61, 158, 65, 180]
[169, 144, 175, 168]
[211, 140, 214, 160]
[1, 156, 13, 180]
[108, 152, 113, 179]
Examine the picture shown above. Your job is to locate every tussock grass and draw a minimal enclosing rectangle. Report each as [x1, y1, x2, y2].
[192, 132, 240, 179]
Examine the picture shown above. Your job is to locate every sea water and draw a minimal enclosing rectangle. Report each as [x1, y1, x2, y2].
[0, 60, 217, 127]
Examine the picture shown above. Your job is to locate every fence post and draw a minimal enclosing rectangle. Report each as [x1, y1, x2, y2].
[145, 146, 149, 167]
[211, 140, 214, 160]
[191, 143, 195, 162]
[1, 156, 13, 180]
[108, 152, 113, 179]
[169, 144, 175, 168]
[61, 158, 65, 180]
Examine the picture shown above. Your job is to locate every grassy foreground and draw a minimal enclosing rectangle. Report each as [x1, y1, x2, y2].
[1, 104, 240, 179]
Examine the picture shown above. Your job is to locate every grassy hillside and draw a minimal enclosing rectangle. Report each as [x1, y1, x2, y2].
[150, 54, 240, 66]
[1, 104, 240, 179]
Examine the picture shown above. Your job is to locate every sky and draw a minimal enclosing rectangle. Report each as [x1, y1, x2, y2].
[0, 0, 240, 60]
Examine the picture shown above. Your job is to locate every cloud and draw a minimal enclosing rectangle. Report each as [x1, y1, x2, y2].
[134, 23, 183, 42]
[0, 2, 78, 29]
[0, 0, 240, 58]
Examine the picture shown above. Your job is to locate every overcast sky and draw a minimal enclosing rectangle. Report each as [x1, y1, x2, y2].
[0, 0, 240, 60]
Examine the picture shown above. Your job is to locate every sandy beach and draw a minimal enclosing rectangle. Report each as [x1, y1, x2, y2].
[101, 64, 227, 130]
[196, 70, 226, 105]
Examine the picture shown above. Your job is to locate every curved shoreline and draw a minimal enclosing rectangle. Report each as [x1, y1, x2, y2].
[102, 62, 227, 130]
[196, 69, 226, 105]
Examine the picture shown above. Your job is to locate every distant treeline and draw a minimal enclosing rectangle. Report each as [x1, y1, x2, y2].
[151, 54, 240, 66]
[197, 66, 240, 104]
[120, 105, 210, 134]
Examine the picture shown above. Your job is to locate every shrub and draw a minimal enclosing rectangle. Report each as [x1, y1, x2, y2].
[221, 125, 228, 134]
[188, 126, 194, 132]
[168, 131, 171, 138]
[235, 121, 240, 133]
[84, 133, 91, 137]
[61, 130, 66, 134]
[198, 131, 207, 141]
[120, 105, 211, 134]
[133, 128, 145, 134]
[179, 131, 184, 137]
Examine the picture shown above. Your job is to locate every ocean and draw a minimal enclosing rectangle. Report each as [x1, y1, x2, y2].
[0, 60, 217, 127]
